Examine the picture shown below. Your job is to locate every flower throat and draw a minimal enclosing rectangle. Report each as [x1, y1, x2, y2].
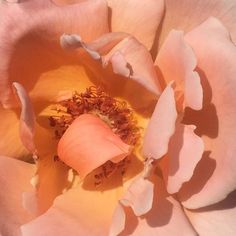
[48, 86, 140, 185]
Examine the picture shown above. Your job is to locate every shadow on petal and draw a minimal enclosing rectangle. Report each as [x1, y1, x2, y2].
[178, 151, 216, 202]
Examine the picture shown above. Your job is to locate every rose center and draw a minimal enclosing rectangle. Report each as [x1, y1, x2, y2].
[48, 86, 141, 185]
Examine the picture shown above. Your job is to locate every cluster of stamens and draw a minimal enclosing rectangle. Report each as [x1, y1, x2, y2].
[48, 86, 140, 185]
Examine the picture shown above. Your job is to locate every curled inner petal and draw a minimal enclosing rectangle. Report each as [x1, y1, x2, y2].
[58, 114, 131, 178]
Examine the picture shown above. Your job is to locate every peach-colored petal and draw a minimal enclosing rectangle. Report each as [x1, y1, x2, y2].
[0, 0, 108, 107]
[0, 106, 29, 159]
[51, 0, 86, 6]
[155, 30, 203, 110]
[21, 179, 124, 236]
[185, 190, 236, 236]
[107, 0, 164, 50]
[159, 0, 236, 47]
[120, 177, 154, 216]
[0, 156, 35, 236]
[109, 202, 126, 236]
[13, 82, 36, 153]
[5, 0, 19, 3]
[34, 157, 70, 215]
[30, 124, 70, 214]
[114, 176, 197, 236]
[178, 17, 236, 208]
[162, 124, 204, 194]
[143, 83, 177, 159]
[61, 33, 161, 95]
[58, 114, 131, 178]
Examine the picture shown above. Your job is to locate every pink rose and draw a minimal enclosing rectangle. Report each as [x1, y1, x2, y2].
[0, 1, 235, 236]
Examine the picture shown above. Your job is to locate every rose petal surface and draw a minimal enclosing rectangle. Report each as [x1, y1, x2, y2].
[58, 114, 131, 178]
[158, 0, 236, 47]
[114, 176, 197, 236]
[161, 124, 204, 194]
[21, 179, 124, 236]
[107, 0, 164, 50]
[156, 30, 202, 110]
[0, 0, 108, 107]
[61, 32, 161, 95]
[13, 82, 36, 153]
[178, 17, 236, 208]
[0, 156, 35, 236]
[185, 190, 236, 236]
[143, 84, 177, 159]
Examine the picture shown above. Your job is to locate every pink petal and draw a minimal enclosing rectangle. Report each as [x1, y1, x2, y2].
[13, 82, 36, 153]
[0, 0, 108, 107]
[120, 177, 154, 216]
[159, 0, 236, 47]
[34, 156, 70, 214]
[0, 104, 29, 159]
[143, 83, 177, 159]
[21, 181, 123, 236]
[113, 176, 197, 236]
[162, 124, 204, 194]
[155, 30, 203, 110]
[27, 124, 70, 215]
[61, 33, 161, 95]
[107, 0, 164, 50]
[185, 190, 236, 236]
[109, 202, 126, 236]
[51, 0, 85, 5]
[0, 156, 35, 236]
[57, 114, 131, 178]
[178, 17, 236, 208]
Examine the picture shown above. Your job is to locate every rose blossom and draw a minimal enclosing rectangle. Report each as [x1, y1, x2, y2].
[0, 0, 236, 236]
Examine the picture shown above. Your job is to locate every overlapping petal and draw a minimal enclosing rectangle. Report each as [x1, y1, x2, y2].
[185, 190, 236, 236]
[107, 0, 164, 50]
[159, 0, 236, 47]
[143, 83, 177, 160]
[0, 156, 35, 236]
[162, 124, 204, 194]
[13, 82, 36, 153]
[0, 0, 109, 107]
[21, 181, 124, 236]
[178, 17, 236, 208]
[111, 176, 197, 236]
[58, 114, 131, 178]
[61, 32, 161, 95]
[155, 30, 203, 110]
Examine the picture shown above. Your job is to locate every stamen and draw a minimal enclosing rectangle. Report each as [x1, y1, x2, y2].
[48, 86, 141, 184]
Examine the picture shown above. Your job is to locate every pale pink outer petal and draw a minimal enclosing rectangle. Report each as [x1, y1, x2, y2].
[103, 36, 161, 95]
[51, 0, 86, 5]
[0, 156, 35, 236]
[163, 124, 204, 194]
[5, 0, 19, 3]
[58, 114, 131, 178]
[0, 103, 29, 159]
[143, 83, 177, 159]
[178, 17, 236, 208]
[111, 176, 197, 236]
[109, 202, 126, 236]
[12, 82, 36, 153]
[0, 0, 109, 107]
[107, 0, 165, 50]
[185, 190, 236, 236]
[120, 177, 154, 217]
[60, 33, 161, 95]
[155, 30, 203, 110]
[159, 0, 236, 47]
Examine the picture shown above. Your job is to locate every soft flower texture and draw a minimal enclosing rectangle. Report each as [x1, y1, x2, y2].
[0, 0, 236, 236]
